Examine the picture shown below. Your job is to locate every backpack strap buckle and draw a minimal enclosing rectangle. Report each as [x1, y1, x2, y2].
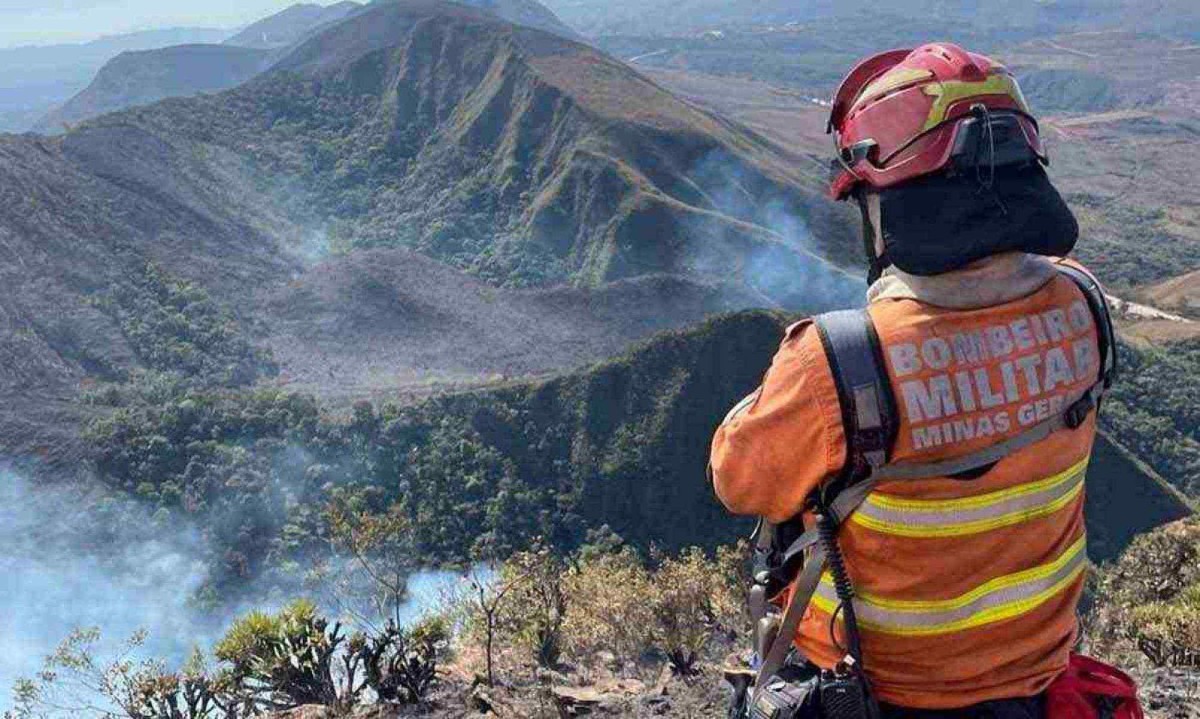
[1065, 392, 1096, 430]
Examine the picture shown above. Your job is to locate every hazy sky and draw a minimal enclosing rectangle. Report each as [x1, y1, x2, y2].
[0, 1, 335, 47]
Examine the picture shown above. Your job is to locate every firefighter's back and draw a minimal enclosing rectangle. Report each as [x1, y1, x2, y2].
[795, 257, 1101, 709]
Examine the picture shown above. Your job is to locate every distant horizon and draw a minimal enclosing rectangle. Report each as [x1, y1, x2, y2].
[0, 1, 347, 49]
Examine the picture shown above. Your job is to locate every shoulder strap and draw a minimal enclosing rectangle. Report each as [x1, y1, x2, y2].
[1054, 263, 1118, 387]
[813, 309, 899, 480]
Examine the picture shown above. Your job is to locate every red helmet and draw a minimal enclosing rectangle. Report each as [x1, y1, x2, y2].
[827, 43, 1046, 200]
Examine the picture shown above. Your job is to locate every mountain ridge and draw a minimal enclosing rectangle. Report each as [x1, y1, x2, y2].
[35, 44, 277, 133]
[33, 0, 587, 133]
[225, 2, 364, 49]
[0, 0, 857, 471]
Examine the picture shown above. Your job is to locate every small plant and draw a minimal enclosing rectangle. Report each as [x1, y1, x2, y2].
[324, 498, 416, 628]
[461, 568, 529, 687]
[4, 630, 226, 719]
[214, 599, 359, 712]
[562, 548, 657, 664]
[359, 616, 449, 704]
[651, 547, 741, 676]
[1128, 583, 1200, 668]
[498, 545, 567, 668]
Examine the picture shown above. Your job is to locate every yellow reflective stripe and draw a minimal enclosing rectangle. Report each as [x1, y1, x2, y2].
[852, 483, 1082, 538]
[867, 458, 1088, 513]
[857, 67, 934, 106]
[812, 537, 1088, 637]
[849, 459, 1087, 538]
[849, 536, 1085, 611]
[921, 73, 1032, 131]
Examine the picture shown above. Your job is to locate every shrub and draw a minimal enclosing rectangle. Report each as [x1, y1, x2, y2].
[497, 546, 567, 668]
[359, 616, 449, 704]
[651, 546, 745, 675]
[214, 600, 356, 711]
[562, 548, 657, 665]
[556, 545, 747, 673]
[1089, 518, 1200, 668]
[1128, 584, 1200, 668]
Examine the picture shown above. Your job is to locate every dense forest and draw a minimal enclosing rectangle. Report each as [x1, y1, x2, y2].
[79, 263, 1197, 605]
[83, 262, 785, 594]
[1103, 340, 1200, 497]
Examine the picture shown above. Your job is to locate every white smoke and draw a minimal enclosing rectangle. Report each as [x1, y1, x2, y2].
[0, 470, 214, 704]
[683, 148, 867, 312]
[0, 466, 473, 712]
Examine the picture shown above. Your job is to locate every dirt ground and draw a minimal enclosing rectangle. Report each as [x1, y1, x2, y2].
[267, 658, 1200, 719]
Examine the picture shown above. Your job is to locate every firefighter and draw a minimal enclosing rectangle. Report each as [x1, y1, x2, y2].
[711, 44, 1140, 718]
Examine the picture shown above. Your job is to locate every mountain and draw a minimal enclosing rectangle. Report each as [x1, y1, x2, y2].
[79, 0, 858, 296]
[442, 0, 583, 40]
[0, 28, 230, 133]
[0, 0, 859, 471]
[543, 0, 1200, 40]
[225, 2, 364, 49]
[226, 1, 579, 50]
[34, 2, 584, 133]
[82, 308, 1192, 587]
[228, 0, 859, 292]
[35, 45, 276, 133]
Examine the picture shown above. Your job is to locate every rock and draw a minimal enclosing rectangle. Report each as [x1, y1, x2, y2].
[1135, 666, 1200, 718]
[267, 705, 404, 719]
[552, 686, 622, 717]
[597, 678, 645, 695]
[595, 651, 619, 671]
[470, 685, 497, 714]
[269, 707, 335, 719]
[638, 694, 672, 715]
[536, 666, 572, 685]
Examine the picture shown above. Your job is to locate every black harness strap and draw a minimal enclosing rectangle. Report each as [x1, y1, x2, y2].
[1055, 263, 1118, 388]
[814, 309, 898, 498]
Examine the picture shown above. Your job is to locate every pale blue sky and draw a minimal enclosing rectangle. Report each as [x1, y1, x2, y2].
[0, 1, 337, 47]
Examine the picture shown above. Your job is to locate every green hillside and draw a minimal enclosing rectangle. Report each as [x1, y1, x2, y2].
[85, 310, 1191, 599]
[0, 0, 860, 471]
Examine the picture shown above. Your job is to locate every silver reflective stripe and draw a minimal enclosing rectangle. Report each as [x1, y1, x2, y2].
[851, 459, 1087, 538]
[723, 388, 761, 425]
[812, 537, 1088, 637]
[854, 383, 883, 431]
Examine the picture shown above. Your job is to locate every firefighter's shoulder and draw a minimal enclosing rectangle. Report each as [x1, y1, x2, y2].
[783, 318, 816, 342]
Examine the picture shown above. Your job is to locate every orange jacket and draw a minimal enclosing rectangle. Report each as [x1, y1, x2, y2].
[711, 254, 1101, 709]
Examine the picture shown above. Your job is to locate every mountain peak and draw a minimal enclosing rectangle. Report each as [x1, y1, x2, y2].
[226, 2, 364, 49]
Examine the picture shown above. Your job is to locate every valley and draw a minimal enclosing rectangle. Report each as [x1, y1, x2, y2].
[0, 0, 866, 475]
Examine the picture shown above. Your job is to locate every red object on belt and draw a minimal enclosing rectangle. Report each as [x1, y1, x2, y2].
[1045, 654, 1144, 719]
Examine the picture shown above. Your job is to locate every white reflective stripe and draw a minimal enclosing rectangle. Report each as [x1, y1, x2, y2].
[813, 536, 1089, 637]
[723, 388, 761, 425]
[850, 459, 1088, 538]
